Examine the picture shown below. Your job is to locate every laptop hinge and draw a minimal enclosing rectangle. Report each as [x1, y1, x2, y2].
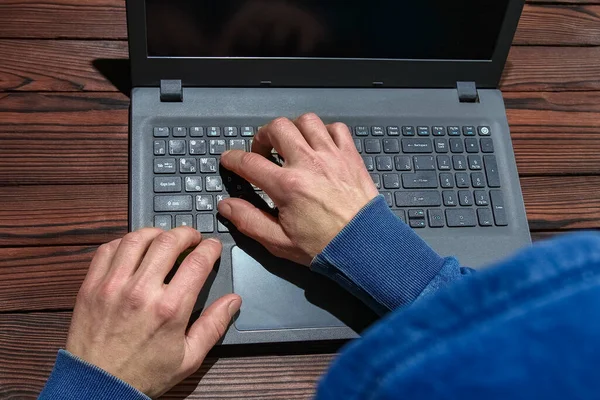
[456, 81, 479, 103]
[160, 80, 183, 102]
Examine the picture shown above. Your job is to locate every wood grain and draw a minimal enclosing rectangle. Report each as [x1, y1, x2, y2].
[0, 2, 599, 46]
[2, 40, 600, 93]
[0, 311, 331, 399]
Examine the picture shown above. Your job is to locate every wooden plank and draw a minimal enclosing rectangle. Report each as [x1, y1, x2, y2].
[2, 41, 600, 93]
[0, 311, 330, 399]
[0, 2, 599, 46]
[0, 175, 598, 245]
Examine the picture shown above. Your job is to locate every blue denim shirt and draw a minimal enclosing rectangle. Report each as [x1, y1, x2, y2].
[40, 196, 600, 399]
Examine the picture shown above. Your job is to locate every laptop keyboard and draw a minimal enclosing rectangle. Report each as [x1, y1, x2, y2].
[152, 123, 507, 232]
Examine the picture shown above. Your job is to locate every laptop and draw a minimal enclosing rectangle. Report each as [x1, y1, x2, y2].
[127, 0, 531, 345]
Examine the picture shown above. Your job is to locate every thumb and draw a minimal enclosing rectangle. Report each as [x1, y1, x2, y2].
[184, 294, 241, 369]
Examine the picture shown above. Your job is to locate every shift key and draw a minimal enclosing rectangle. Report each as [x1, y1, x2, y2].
[402, 171, 438, 188]
[154, 195, 193, 212]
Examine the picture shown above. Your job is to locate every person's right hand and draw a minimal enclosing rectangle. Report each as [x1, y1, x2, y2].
[219, 113, 379, 266]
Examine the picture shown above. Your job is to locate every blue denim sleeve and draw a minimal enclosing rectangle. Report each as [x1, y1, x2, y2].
[39, 350, 149, 400]
[311, 195, 473, 314]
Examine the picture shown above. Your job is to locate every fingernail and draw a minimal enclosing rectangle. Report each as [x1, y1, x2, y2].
[206, 238, 221, 245]
[228, 297, 242, 317]
[218, 201, 232, 216]
[222, 150, 230, 157]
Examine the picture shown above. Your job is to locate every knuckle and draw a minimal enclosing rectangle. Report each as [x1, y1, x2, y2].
[123, 282, 148, 309]
[239, 152, 259, 170]
[156, 300, 180, 321]
[270, 117, 291, 130]
[96, 280, 120, 303]
[297, 112, 320, 124]
[330, 122, 349, 134]
[155, 231, 178, 248]
[279, 173, 302, 192]
[185, 252, 214, 273]
[121, 231, 145, 247]
[95, 239, 119, 257]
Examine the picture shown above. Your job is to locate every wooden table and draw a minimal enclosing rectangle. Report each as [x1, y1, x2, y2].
[0, 0, 599, 398]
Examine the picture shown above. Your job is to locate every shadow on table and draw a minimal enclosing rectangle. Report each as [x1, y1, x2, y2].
[92, 59, 132, 97]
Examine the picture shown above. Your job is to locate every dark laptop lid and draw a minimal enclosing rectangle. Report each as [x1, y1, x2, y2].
[127, 0, 525, 89]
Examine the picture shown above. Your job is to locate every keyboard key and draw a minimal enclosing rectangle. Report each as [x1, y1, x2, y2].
[224, 127, 238, 137]
[209, 139, 227, 155]
[190, 127, 204, 137]
[173, 127, 187, 137]
[199, 157, 218, 173]
[434, 138, 448, 153]
[196, 214, 214, 233]
[490, 190, 508, 226]
[408, 209, 425, 219]
[478, 126, 491, 136]
[196, 195, 214, 211]
[189, 140, 207, 155]
[218, 219, 230, 233]
[154, 215, 172, 230]
[154, 177, 181, 193]
[450, 138, 464, 153]
[417, 126, 430, 136]
[471, 172, 486, 188]
[154, 140, 166, 156]
[372, 126, 385, 136]
[465, 138, 479, 153]
[440, 173, 454, 188]
[259, 193, 276, 208]
[185, 176, 203, 192]
[413, 156, 435, 171]
[474, 190, 490, 206]
[205, 176, 223, 192]
[402, 126, 415, 136]
[382, 192, 393, 207]
[456, 172, 470, 188]
[387, 126, 400, 136]
[459, 190, 473, 206]
[395, 191, 442, 207]
[365, 139, 381, 154]
[154, 127, 169, 137]
[480, 138, 494, 153]
[383, 174, 400, 189]
[448, 126, 461, 136]
[428, 209, 445, 227]
[432, 126, 446, 136]
[393, 210, 407, 223]
[371, 174, 381, 189]
[355, 126, 369, 136]
[402, 138, 432, 153]
[241, 126, 255, 137]
[394, 156, 412, 171]
[443, 190, 458, 207]
[468, 155, 483, 170]
[169, 140, 186, 155]
[229, 139, 246, 151]
[402, 171, 438, 189]
[207, 127, 221, 137]
[410, 220, 426, 228]
[463, 126, 476, 136]
[376, 156, 393, 171]
[437, 155, 451, 171]
[453, 155, 467, 170]
[446, 209, 477, 227]
[383, 139, 400, 153]
[477, 208, 494, 226]
[179, 158, 197, 173]
[154, 158, 176, 174]
[216, 194, 230, 205]
[363, 156, 374, 171]
[484, 155, 501, 187]
[354, 139, 363, 153]
[154, 195, 193, 212]
[175, 214, 194, 228]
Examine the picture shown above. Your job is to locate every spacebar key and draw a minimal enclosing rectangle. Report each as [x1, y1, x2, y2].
[395, 191, 442, 207]
[154, 195, 193, 212]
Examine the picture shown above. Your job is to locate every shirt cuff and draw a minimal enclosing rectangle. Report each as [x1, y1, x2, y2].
[39, 349, 150, 400]
[311, 195, 450, 313]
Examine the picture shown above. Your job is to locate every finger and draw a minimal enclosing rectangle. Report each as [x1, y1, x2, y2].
[184, 294, 241, 366]
[165, 238, 223, 312]
[293, 113, 337, 152]
[218, 197, 294, 252]
[103, 228, 164, 283]
[84, 238, 121, 287]
[252, 117, 312, 162]
[326, 122, 355, 151]
[220, 150, 283, 197]
[133, 227, 202, 287]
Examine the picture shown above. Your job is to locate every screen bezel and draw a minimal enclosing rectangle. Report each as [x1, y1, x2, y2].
[127, 0, 525, 89]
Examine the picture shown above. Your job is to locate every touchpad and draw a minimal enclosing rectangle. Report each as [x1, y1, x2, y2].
[232, 246, 348, 331]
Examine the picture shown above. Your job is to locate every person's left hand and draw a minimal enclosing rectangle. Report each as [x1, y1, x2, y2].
[66, 227, 241, 398]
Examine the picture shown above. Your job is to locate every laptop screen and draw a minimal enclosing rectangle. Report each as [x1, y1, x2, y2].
[146, 0, 510, 61]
